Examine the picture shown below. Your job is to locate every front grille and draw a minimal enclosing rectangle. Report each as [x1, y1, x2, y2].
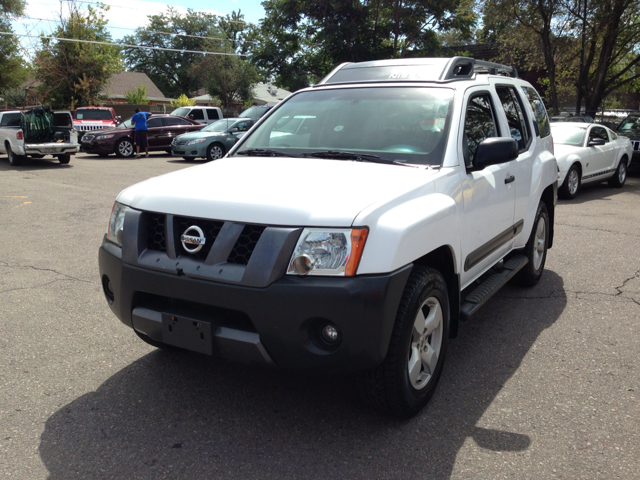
[173, 216, 224, 260]
[173, 138, 189, 146]
[634, 141, 640, 151]
[76, 124, 109, 131]
[147, 214, 167, 252]
[227, 225, 266, 265]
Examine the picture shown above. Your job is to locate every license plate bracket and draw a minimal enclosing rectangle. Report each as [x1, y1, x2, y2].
[162, 313, 213, 355]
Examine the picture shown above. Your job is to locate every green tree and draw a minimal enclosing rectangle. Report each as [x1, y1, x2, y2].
[191, 46, 259, 109]
[124, 84, 149, 104]
[250, 0, 475, 91]
[171, 94, 196, 107]
[0, 0, 28, 92]
[122, 9, 224, 98]
[34, 3, 122, 108]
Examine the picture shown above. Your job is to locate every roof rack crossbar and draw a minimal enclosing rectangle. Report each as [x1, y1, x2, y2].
[473, 59, 518, 78]
[442, 57, 518, 80]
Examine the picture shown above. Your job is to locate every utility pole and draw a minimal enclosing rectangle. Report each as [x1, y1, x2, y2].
[575, 0, 587, 114]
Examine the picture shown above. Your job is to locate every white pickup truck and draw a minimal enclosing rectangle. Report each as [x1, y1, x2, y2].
[0, 108, 80, 166]
[99, 57, 558, 417]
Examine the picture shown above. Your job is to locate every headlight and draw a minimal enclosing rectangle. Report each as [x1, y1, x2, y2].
[106, 202, 129, 246]
[287, 228, 369, 276]
[96, 134, 114, 140]
[187, 138, 206, 145]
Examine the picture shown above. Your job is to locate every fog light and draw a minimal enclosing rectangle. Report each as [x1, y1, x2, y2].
[102, 275, 114, 303]
[321, 325, 340, 344]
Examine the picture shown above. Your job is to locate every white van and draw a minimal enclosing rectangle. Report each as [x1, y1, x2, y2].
[171, 106, 223, 125]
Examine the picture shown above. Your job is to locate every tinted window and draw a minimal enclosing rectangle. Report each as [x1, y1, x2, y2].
[590, 127, 608, 142]
[496, 86, 529, 151]
[206, 108, 220, 120]
[522, 86, 551, 138]
[191, 109, 204, 120]
[147, 118, 162, 128]
[464, 94, 498, 166]
[164, 117, 190, 126]
[1, 113, 22, 126]
[233, 120, 253, 132]
[75, 109, 113, 120]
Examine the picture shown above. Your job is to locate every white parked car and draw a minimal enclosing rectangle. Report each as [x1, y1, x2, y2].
[552, 122, 632, 199]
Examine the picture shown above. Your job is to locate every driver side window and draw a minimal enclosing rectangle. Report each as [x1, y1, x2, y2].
[463, 94, 498, 167]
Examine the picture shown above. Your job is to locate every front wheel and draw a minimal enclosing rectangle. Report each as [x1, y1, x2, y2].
[115, 138, 134, 158]
[559, 164, 580, 199]
[512, 201, 549, 287]
[608, 158, 627, 188]
[358, 266, 449, 418]
[206, 143, 225, 161]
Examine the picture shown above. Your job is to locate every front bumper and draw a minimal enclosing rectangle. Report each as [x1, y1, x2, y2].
[171, 143, 207, 158]
[81, 141, 113, 155]
[99, 240, 411, 372]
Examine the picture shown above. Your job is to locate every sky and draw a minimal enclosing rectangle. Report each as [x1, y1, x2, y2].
[12, 0, 267, 59]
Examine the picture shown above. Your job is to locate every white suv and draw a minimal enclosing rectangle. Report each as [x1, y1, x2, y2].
[171, 106, 223, 124]
[99, 57, 557, 417]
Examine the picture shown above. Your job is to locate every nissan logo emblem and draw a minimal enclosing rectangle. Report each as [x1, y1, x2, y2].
[181, 226, 206, 254]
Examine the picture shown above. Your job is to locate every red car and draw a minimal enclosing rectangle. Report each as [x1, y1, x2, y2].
[73, 107, 121, 139]
[80, 114, 204, 157]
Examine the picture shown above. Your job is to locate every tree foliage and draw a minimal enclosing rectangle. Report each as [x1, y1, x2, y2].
[171, 93, 195, 107]
[0, 0, 28, 93]
[125, 84, 149, 104]
[249, 0, 475, 91]
[122, 9, 225, 98]
[34, 3, 122, 108]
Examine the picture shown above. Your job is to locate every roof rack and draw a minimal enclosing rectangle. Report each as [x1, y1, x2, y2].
[442, 57, 518, 80]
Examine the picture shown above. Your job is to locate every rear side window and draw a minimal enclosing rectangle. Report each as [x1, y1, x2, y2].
[191, 109, 204, 120]
[1, 113, 22, 127]
[496, 86, 530, 151]
[206, 108, 220, 120]
[463, 94, 498, 166]
[164, 117, 191, 126]
[521, 86, 550, 138]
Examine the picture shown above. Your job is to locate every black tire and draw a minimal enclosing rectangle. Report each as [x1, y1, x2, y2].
[134, 330, 178, 351]
[115, 138, 134, 158]
[183, 157, 196, 162]
[558, 164, 581, 199]
[30, 154, 45, 159]
[358, 266, 450, 418]
[6, 145, 25, 166]
[57, 154, 71, 164]
[512, 201, 549, 287]
[608, 158, 627, 188]
[206, 143, 225, 161]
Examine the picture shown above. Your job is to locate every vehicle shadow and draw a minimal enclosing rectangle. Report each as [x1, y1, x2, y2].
[558, 171, 640, 204]
[39, 271, 566, 479]
[0, 156, 72, 171]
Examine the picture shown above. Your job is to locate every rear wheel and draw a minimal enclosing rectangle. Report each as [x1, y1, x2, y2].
[57, 154, 71, 164]
[6, 145, 25, 166]
[358, 266, 449, 418]
[608, 158, 627, 188]
[512, 201, 549, 287]
[559, 164, 580, 199]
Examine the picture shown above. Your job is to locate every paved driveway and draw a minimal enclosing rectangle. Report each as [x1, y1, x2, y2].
[1, 153, 638, 479]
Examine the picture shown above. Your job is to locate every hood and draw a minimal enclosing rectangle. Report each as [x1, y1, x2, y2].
[616, 128, 640, 139]
[553, 143, 582, 161]
[176, 131, 224, 140]
[74, 119, 116, 125]
[117, 157, 436, 227]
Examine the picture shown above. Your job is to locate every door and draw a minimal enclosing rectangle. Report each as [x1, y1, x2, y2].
[460, 91, 517, 287]
[145, 117, 165, 148]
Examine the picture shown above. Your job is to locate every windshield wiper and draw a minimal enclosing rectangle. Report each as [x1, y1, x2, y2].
[235, 148, 294, 157]
[302, 150, 416, 167]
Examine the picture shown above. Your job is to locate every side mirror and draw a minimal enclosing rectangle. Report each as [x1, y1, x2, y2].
[470, 137, 518, 171]
[588, 138, 606, 147]
[228, 127, 239, 133]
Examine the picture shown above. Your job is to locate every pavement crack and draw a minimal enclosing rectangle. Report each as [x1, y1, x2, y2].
[555, 222, 639, 238]
[614, 269, 640, 296]
[0, 261, 96, 285]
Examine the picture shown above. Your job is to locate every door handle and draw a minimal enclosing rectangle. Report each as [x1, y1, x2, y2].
[505, 175, 515, 184]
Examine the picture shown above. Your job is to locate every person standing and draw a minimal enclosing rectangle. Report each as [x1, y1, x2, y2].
[131, 108, 152, 158]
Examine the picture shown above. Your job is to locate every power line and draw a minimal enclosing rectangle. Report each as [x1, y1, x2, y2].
[17, 16, 261, 44]
[0, 31, 247, 55]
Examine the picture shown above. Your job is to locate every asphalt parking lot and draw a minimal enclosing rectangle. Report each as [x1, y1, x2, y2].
[1, 152, 639, 479]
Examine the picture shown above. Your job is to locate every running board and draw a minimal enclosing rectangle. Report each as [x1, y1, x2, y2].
[460, 255, 529, 321]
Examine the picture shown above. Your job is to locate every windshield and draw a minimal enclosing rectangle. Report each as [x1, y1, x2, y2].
[203, 118, 238, 132]
[551, 125, 586, 146]
[117, 117, 133, 129]
[75, 109, 113, 120]
[234, 87, 454, 166]
[617, 115, 640, 131]
[172, 108, 190, 117]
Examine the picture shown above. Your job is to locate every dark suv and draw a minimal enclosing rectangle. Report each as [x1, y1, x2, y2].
[615, 113, 640, 168]
[80, 114, 203, 157]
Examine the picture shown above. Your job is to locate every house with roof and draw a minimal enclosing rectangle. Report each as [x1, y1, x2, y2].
[100, 72, 175, 106]
[191, 83, 291, 107]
